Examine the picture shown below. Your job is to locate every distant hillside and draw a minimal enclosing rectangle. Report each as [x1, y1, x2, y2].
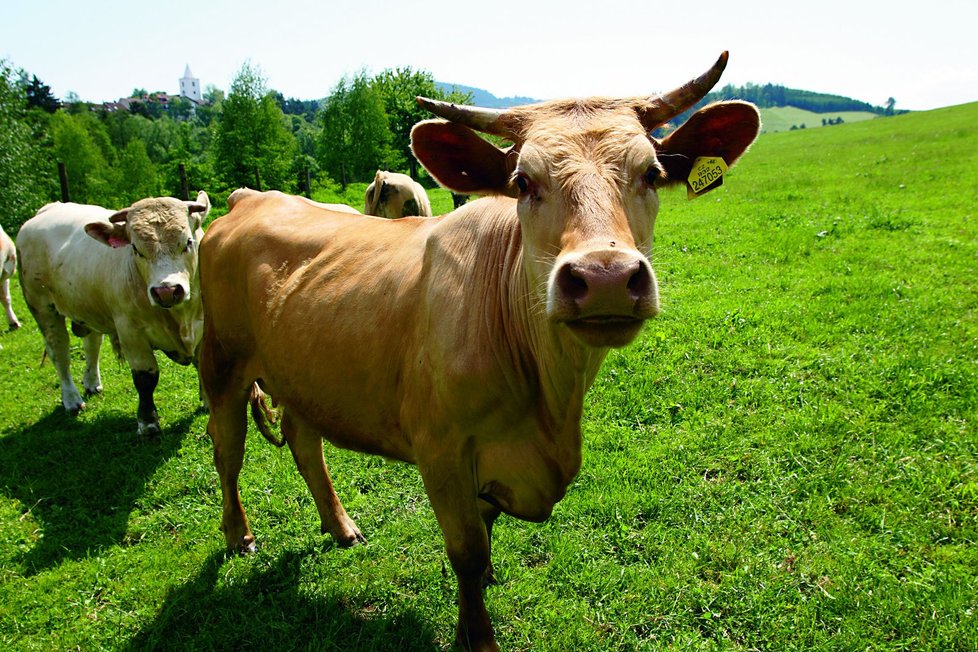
[711, 83, 893, 114]
[759, 106, 879, 133]
[436, 82, 539, 108]
[662, 82, 901, 135]
[437, 80, 900, 135]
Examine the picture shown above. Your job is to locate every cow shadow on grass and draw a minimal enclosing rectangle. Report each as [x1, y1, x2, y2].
[127, 549, 441, 651]
[0, 406, 192, 574]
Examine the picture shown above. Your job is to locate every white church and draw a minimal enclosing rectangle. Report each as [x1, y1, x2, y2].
[179, 65, 202, 103]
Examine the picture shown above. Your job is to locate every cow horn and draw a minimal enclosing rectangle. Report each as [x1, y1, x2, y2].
[416, 96, 516, 140]
[638, 51, 729, 130]
[109, 209, 130, 223]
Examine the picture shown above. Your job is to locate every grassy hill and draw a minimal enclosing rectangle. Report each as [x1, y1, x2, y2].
[436, 82, 539, 109]
[1, 103, 976, 650]
[759, 105, 879, 133]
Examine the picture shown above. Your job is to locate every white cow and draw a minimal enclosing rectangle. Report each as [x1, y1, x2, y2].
[364, 170, 432, 218]
[1, 225, 20, 329]
[17, 192, 210, 435]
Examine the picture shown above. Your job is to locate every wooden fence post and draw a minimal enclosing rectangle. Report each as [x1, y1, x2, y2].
[305, 167, 312, 198]
[57, 162, 70, 202]
[178, 163, 189, 201]
[254, 167, 262, 191]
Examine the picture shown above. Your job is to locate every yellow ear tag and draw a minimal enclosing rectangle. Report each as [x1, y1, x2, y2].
[687, 156, 728, 199]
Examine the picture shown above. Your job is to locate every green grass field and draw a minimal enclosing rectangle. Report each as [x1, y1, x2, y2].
[759, 105, 879, 132]
[1, 103, 976, 650]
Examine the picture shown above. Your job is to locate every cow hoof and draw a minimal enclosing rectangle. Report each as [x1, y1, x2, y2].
[83, 386, 103, 398]
[65, 402, 86, 417]
[137, 420, 162, 438]
[229, 536, 256, 556]
[324, 517, 366, 547]
[7, 321, 19, 331]
[336, 530, 367, 548]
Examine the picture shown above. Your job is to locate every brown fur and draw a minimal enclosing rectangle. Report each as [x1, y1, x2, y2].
[200, 57, 760, 651]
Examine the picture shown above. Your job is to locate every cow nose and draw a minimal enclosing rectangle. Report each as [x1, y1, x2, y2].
[151, 284, 185, 308]
[555, 256, 653, 316]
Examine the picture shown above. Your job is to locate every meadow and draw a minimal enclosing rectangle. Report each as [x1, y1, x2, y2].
[757, 105, 878, 132]
[0, 101, 976, 650]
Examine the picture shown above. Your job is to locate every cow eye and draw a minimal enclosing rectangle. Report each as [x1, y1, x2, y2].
[131, 244, 144, 258]
[186, 238, 194, 251]
[515, 173, 530, 195]
[643, 166, 662, 187]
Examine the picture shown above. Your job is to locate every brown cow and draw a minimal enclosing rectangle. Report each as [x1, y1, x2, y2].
[198, 53, 759, 651]
[364, 170, 433, 218]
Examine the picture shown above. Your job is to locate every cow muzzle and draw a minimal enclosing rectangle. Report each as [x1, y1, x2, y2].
[549, 249, 659, 348]
[150, 283, 187, 308]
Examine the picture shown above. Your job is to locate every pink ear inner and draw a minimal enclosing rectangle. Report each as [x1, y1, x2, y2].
[108, 236, 129, 249]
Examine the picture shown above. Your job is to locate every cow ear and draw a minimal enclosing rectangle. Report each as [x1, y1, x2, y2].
[187, 191, 210, 230]
[85, 222, 130, 248]
[108, 208, 130, 224]
[656, 101, 761, 186]
[411, 120, 516, 196]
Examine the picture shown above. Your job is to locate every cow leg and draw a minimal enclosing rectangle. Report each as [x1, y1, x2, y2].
[199, 331, 255, 553]
[207, 390, 254, 553]
[28, 303, 84, 414]
[480, 503, 501, 587]
[132, 370, 160, 437]
[118, 327, 161, 436]
[81, 332, 104, 397]
[282, 413, 365, 547]
[1, 278, 20, 330]
[421, 466, 499, 652]
[194, 359, 209, 412]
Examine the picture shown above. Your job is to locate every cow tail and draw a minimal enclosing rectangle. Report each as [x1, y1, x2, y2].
[249, 383, 285, 447]
[109, 334, 124, 361]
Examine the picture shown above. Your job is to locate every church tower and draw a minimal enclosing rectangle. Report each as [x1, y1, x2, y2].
[179, 65, 202, 103]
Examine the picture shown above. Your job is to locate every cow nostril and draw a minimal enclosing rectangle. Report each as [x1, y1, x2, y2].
[151, 285, 180, 307]
[556, 264, 589, 302]
[627, 263, 651, 298]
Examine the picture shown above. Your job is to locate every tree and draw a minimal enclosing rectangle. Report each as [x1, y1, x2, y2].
[167, 96, 194, 121]
[317, 70, 395, 187]
[372, 67, 470, 179]
[21, 73, 59, 113]
[213, 61, 296, 190]
[50, 111, 116, 205]
[885, 97, 896, 116]
[0, 60, 48, 230]
[117, 139, 158, 203]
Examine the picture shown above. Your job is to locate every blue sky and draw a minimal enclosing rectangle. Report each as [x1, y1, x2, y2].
[2, 0, 975, 111]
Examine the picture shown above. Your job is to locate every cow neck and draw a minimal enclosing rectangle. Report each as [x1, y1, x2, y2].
[499, 219, 610, 442]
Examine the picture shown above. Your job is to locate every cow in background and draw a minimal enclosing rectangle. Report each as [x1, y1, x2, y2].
[230, 186, 361, 214]
[199, 53, 759, 650]
[1, 226, 20, 330]
[17, 192, 210, 436]
[364, 170, 432, 218]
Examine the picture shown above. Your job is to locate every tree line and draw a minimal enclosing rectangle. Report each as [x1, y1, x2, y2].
[659, 82, 902, 136]
[0, 59, 469, 232]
